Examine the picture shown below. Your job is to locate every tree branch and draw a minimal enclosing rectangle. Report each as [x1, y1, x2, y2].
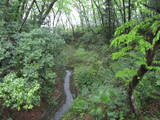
[143, 3, 160, 13]
[18, 0, 36, 32]
[35, 0, 41, 13]
[38, 0, 58, 26]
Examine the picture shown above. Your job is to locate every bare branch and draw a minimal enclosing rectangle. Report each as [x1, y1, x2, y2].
[39, 0, 58, 26]
[18, 0, 36, 32]
[35, 0, 41, 13]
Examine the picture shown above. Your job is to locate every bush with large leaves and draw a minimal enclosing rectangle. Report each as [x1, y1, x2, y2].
[0, 73, 40, 110]
[0, 28, 65, 110]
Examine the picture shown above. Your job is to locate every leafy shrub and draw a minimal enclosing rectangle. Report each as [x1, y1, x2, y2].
[0, 73, 40, 110]
[74, 66, 96, 92]
[73, 60, 104, 93]
[17, 28, 65, 98]
[72, 97, 89, 113]
[73, 48, 98, 63]
[135, 72, 160, 109]
[0, 28, 65, 110]
[63, 86, 126, 120]
[62, 46, 98, 67]
[77, 31, 106, 49]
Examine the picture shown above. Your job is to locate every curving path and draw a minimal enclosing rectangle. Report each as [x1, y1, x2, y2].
[52, 70, 73, 120]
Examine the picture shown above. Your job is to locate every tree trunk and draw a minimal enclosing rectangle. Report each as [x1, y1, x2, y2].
[105, 0, 114, 42]
[77, 0, 91, 30]
[128, 0, 131, 21]
[113, 0, 124, 24]
[122, 0, 126, 23]
[38, 0, 58, 26]
[91, 0, 97, 26]
[92, 0, 105, 27]
[128, 35, 160, 113]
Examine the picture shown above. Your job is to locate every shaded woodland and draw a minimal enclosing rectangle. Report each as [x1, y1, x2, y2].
[0, 0, 160, 120]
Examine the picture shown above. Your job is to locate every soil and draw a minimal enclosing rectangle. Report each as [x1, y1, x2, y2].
[84, 114, 93, 120]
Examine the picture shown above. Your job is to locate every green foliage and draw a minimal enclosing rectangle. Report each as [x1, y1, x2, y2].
[116, 68, 136, 83]
[63, 86, 126, 120]
[62, 44, 131, 119]
[17, 28, 65, 100]
[74, 66, 98, 91]
[73, 60, 105, 93]
[135, 72, 160, 106]
[0, 28, 65, 110]
[114, 20, 137, 36]
[111, 15, 160, 80]
[62, 46, 98, 67]
[0, 0, 160, 119]
[0, 73, 40, 110]
[111, 14, 160, 119]
[62, 13, 160, 120]
[77, 30, 106, 48]
[72, 97, 89, 113]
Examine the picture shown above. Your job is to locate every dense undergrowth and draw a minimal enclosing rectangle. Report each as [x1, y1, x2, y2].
[61, 16, 160, 120]
[0, 0, 160, 120]
[0, 28, 66, 119]
[1, 22, 160, 120]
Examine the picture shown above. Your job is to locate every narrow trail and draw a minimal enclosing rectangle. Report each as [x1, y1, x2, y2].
[52, 70, 73, 120]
